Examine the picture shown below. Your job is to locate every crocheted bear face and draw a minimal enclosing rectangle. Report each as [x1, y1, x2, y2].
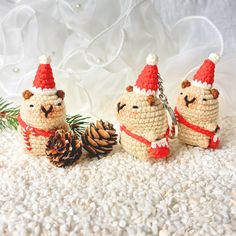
[20, 90, 66, 130]
[177, 80, 219, 122]
[116, 85, 165, 130]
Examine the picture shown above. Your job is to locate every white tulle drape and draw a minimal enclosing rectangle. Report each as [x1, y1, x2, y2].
[0, 0, 236, 122]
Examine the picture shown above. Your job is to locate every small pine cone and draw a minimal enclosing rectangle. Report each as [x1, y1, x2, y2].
[46, 130, 82, 167]
[81, 120, 117, 157]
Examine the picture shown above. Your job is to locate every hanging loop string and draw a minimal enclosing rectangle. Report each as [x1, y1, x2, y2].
[171, 16, 224, 81]
[57, 0, 147, 69]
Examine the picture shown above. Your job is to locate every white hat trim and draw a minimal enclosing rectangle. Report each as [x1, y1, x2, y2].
[133, 86, 156, 95]
[32, 86, 57, 95]
[192, 80, 212, 89]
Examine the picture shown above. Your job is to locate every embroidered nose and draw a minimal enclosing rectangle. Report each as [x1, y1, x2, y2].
[117, 102, 126, 113]
[184, 95, 196, 107]
[41, 105, 53, 118]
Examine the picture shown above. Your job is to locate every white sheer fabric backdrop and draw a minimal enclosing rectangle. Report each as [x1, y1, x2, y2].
[0, 0, 235, 122]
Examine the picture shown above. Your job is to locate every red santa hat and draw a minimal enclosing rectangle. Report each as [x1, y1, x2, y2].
[32, 55, 57, 95]
[134, 54, 159, 95]
[192, 53, 220, 89]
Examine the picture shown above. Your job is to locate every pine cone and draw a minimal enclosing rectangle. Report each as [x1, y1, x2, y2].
[81, 120, 117, 157]
[46, 130, 82, 167]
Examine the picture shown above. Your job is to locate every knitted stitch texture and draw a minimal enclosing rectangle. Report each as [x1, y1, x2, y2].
[18, 93, 69, 156]
[176, 85, 219, 148]
[116, 91, 169, 160]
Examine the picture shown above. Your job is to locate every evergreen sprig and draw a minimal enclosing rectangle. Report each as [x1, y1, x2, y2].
[66, 114, 90, 137]
[0, 97, 20, 131]
[0, 97, 90, 135]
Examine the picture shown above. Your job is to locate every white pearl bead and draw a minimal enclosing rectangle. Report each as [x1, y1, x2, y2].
[12, 67, 20, 73]
[75, 3, 81, 9]
[96, 58, 102, 63]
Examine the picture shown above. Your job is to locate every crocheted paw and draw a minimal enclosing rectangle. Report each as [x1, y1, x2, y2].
[149, 140, 170, 159]
[208, 133, 220, 149]
[149, 146, 170, 159]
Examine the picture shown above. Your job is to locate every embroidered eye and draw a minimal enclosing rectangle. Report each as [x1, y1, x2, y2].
[29, 104, 34, 107]
[132, 105, 139, 109]
[57, 103, 62, 106]
[180, 92, 183, 95]
[202, 98, 207, 101]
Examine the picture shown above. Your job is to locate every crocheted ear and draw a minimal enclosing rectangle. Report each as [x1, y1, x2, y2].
[147, 95, 155, 106]
[181, 80, 191, 89]
[56, 90, 65, 100]
[23, 90, 34, 100]
[126, 85, 133, 92]
[210, 88, 219, 99]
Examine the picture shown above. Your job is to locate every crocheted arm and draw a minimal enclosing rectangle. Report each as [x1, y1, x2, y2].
[145, 131, 159, 142]
[204, 122, 219, 132]
[146, 130, 167, 142]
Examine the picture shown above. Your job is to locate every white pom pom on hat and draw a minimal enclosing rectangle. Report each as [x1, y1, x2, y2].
[146, 53, 158, 65]
[208, 53, 220, 64]
[39, 55, 51, 64]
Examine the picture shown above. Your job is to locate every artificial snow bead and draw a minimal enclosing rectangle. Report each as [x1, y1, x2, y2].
[159, 229, 171, 236]
[119, 220, 127, 228]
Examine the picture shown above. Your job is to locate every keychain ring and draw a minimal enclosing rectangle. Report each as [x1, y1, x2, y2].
[158, 73, 178, 139]
[165, 105, 178, 139]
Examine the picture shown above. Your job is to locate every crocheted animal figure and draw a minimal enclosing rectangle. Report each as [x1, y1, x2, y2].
[175, 53, 220, 149]
[18, 55, 69, 156]
[116, 54, 170, 160]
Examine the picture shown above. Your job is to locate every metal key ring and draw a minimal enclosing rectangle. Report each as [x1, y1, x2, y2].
[158, 73, 178, 139]
[165, 105, 178, 139]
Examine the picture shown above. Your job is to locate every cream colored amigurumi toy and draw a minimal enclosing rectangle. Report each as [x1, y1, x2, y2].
[116, 54, 170, 160]
[175, 53, 220, 149]
[18, 55, 69, 156]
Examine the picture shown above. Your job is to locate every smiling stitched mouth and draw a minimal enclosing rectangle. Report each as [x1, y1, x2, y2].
[184, 95, 196, 107]
[117, 102, 126, 113]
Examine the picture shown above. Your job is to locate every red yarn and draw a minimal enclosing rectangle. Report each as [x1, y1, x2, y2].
[135, 64, 158, 92]
[33, 64, 55, 89]
[120, 125, 150, 146]
[120, 125, 169, 159]
[18, 113, 54, 137]
[174, 107, 220, 149]
[18, 113, 55, 150]
[193, 59, 215, 85]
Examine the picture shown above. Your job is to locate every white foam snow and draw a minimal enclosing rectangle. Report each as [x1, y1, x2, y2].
[0, 116, 236, 235]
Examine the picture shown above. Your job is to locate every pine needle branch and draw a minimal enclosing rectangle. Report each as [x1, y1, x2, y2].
[0, 98, 19, 131]
[66, 114, 90, 137]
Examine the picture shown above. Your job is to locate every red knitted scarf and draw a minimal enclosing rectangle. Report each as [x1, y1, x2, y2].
[174, 107, 220, 149]
[18, 113, 54, 150]
[120, 125, 170, 159]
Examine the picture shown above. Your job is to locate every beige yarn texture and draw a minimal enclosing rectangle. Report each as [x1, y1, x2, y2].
[117, 91, 168, 160]
[176, 85, 219, 148]
[18, 93, 69, 156]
